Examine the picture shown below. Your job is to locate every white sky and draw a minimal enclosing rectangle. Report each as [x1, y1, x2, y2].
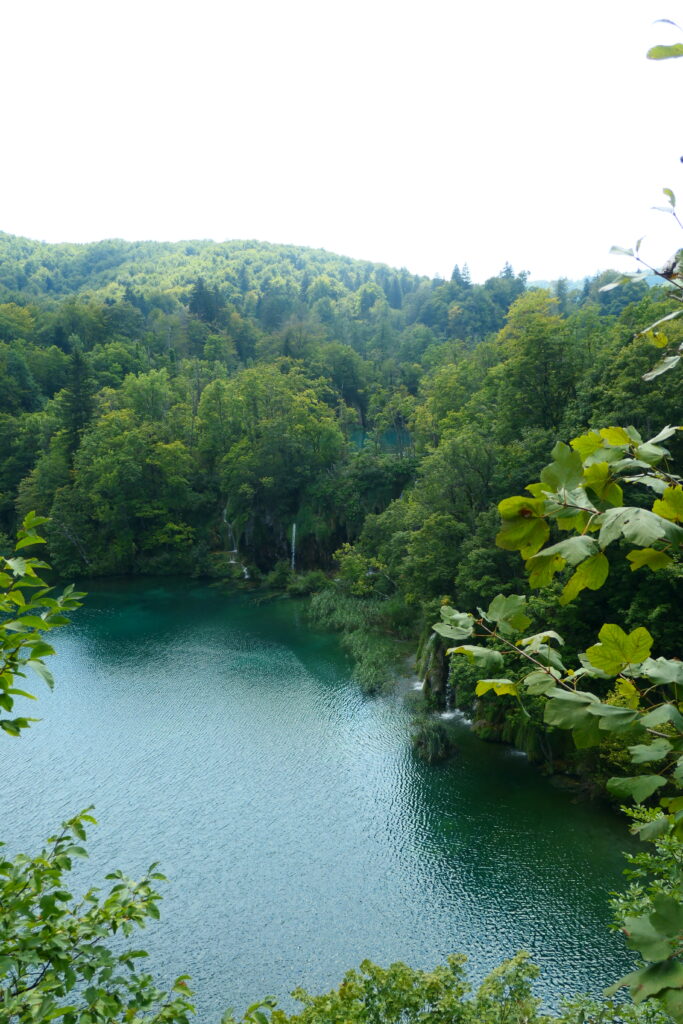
[2, 1, 682, 283]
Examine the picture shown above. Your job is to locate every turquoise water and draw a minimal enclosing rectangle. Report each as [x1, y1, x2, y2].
[1, 581, 634, 1020]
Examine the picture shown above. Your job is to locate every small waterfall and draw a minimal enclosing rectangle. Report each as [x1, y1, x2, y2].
[290, 522, 296, 573]
[223, 500, 248, 578]
[223, 503, 238, 553]
[445, 668, 455, 711]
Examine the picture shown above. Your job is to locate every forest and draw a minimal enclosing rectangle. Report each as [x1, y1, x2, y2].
[0, 231, 679, 695]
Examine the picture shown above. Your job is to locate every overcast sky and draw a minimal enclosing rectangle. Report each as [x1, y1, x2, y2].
[3, 1, 682, 282]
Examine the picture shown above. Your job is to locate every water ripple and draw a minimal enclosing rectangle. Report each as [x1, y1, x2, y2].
[0, 582, 634, 1022]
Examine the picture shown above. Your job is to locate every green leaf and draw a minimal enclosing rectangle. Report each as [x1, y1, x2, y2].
[571, 431, 604, 460]
[526, 552, 566, 588]
[589, 704, 641, 734]
[600, 426, 632, 446]
[599, 506, 683, 548]
[629, 738, 673, 764]
[583, 462, 623, 506]
[647, 425, 680, 445]
[520, 630, 564, 647]
[433, 622, 475, 642]
[653, 485, 683, 523]
[523, 670, 558, 695]
[529, 535, 599, 566]
[622, 914, 676, 961]
[540, 442, 584, 491]
[544, 689, 600, 732]
[438, 608, 475, 639]
[584, 624, 653, 675]
[634, 815, 671, 841]
[647, 43, 683, 59]
[640, 704, 683, 730]
[622, 960, 683, 1004]
[447, 645, 505, 674]
[496, 498, 550, 558]
[661, 987, 683, 1023]
[475, 679, 517, 697]
[606, 775, 666, 803]
[5, 557, 29, 577]
[641, 657, 683, 687]
[626, 548, 674, 572]
[560, 552, 609, 605]
[482, 593, 531, 635]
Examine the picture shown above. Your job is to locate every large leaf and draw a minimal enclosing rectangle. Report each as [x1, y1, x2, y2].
[520, 630, 564, 648]
[528, 535, 599, 566]
[640, 704, 683, 730]
[641, 657, 683, 687]
[570, 431, 604, 460]
[606, 775, 666, 803]
[629, 738, 673, 764]
[607, 960, 683, 1002]
[622, 913, 676, 961]
[433, 622, 474, 642]
[522, 670, 558, 695]
[525, 552, 566, 588]
[496, 497, 550, 558]
[475, 679, 517, 697]
[600, 426, 633, 446]
[653, 485, 683, 523]
[447, 645, 505, 674]
[559, 552, 609, 605]
[589, 704, 641, 734]
[481, 594, 531, 635]
[584, 624, 653, 675]
[626, 548, 674, 572]
[540, 442, 584, 491]
[599, 506, 683, 548]
[544, 689, 600, 731]
[584, 462, 624, 506]
[434, 608, 475, 641]
[647, 43, 683, 59]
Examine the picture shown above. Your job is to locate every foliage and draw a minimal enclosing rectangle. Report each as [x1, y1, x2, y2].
[225, 952, 546, 1024]
[0, 511, 83, 736]
[435, 413, 683, 1018]
[0, 811, 194, 1024]
[308, 587, 404, 692]
[410, 712, 457, 764]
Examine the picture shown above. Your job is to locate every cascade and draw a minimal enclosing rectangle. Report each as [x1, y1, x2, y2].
[223, 500, 248, 577]
[291, 522, 296, 572]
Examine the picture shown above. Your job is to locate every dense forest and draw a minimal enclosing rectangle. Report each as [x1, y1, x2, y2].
[0, 228, 681, 746]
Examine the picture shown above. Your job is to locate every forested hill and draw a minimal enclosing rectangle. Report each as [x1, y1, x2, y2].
[0, 229, 680, 695]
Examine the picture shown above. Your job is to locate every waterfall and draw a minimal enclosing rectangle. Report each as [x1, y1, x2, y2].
[290, 522, 296, 572]
[222, 502, 238, 553]
[223, 499, 248, 577]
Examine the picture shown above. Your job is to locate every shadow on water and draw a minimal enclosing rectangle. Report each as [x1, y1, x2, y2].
[1, 580, 634, 1022]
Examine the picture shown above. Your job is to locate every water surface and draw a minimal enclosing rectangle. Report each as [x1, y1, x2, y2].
[1, 581, 634, 1020]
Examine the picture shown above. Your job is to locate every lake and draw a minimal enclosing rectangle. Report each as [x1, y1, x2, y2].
[1, 580, 634, 1021]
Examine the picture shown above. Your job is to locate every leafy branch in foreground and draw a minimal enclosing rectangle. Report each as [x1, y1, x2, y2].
[0, 511, 84, 736]
[0, 810, 194, 1024]
[434, 415, 683, 1019]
